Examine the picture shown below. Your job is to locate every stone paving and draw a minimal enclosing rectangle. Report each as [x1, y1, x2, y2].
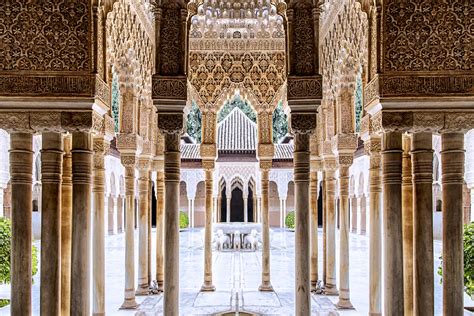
[1, 228, 473, 315]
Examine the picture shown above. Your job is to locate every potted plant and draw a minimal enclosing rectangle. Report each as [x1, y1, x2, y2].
[285, 211, 295, 231]
[179, 211, 189, 231]
[438, 222, 474, 313]
[0, 217, 38, 309]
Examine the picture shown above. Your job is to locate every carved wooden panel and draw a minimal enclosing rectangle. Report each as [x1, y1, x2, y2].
[383, 0, 473, 72]
[0, 0, 90, 72]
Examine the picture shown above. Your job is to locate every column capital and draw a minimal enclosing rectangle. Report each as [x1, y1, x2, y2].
[258, 143, 274, 161]
[322, 157, 337, 171]
[290, 112, 317, 135]
[157, 113, 184, 135]
[259, 160, 272, 171]
[202, 160, 215, 172]
[332, 133, 357, 155]
[137, 157, 151, 172]
[121, 155, 137, 169]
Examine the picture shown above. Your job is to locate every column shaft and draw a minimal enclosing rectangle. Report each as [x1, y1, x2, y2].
[321, 174, 327, 285]
[368, 152, 382, 315]
[108, 195, 115, 235]
[40, 132, 63, 316]
[117, 195, 123, 233]
[310, 171, 319, 289]
[155, 170, 165, 290]
[121, 162, 138, 309]
[324, 169, 338, 295]
[259, 167, 273, 291]
[70, 131, 93, 316]
[201, 168, 215, 291]
[402, 135, 414, 315]
[337, 163, 353, 308]
[92, 137, 107, 316]
[441, 132, 465, 316]
[412, 132, 434, 315]
[244, 197, 248, 223]
[359, 195, 366, 235]
[136, 165, 150, 295]
[226, 197, 231, 222]
[10, 133, 33, 316]
[163, 133, 181, 315]
[61, 135, 73, 315]
[351, 196, 357, 233]
[294, 135, 311, 314]
[382, 131, 404, 315]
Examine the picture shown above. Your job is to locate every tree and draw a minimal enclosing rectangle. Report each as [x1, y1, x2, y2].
[272, 101, 288, 143]
[186, 101, 202, 143]
[218, 96, 256, 123]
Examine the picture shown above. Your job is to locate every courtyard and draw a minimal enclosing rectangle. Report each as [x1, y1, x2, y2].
[1, 229, 470, 315]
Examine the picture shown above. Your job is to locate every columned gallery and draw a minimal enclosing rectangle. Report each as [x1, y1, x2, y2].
[0, 0, 472, 315]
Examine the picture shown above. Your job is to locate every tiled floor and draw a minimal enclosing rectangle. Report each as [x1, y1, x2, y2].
[1, 228, 473, 315]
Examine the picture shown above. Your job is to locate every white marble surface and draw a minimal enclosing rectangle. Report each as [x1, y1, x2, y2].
[1, 229, 473, 315]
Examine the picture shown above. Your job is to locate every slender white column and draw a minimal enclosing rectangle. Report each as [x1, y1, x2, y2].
[366, 137, 382, 315]
[310, 171, 319, 290]
[244, 196, 249, 223]
[382, 131, 404, 315]
[188, 198, 192, 227]
[70, 131, 93, 315]
[191, 198, 195, 228]
[441, 132, 465, 316]
[259, 165, 273, 291]
[336, 160, 353, 309]
[92, 136, 108, 316]
[136, 159, 150, 295]
[108, 195, 115, 235]
[61, 135, 72, 316]
[155, 170, 165, 290]
[226, 197, 231, 222]
[201, 165, 215, 291]
[120, 157, 138, 309]
[324, 164, 338, 295]
[9, 133, 33, 316]
[40, 132, 63, 316]
[279, 198, 283, 228]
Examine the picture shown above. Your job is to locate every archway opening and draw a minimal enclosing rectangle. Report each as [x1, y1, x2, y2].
[230, 187, 244, 222]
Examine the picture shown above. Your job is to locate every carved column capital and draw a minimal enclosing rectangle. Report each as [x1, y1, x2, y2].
[200, 143, 217, 161]
[93, 136, 110, 170]
[257, 144, 274, 161]
[259, 160, 273, 171]
[291, 113, 317, 135]
[202, 160, 215, 172]
[157, 113, 184, 135]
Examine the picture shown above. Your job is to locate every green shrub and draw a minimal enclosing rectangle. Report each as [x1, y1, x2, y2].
[0, 298, 9, 308]
[438, 222, 474, 298]
[0, 217, 38, 285]
[285, 211, 295, 229]
[179, 212, 189, 229]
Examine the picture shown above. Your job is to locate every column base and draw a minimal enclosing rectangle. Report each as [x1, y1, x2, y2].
[323, 284, 339, 296]
[258, 282, 274, 292]
[311, 280, 324, 294]
[336, 298, 354, 309]
[120, 299, 138, 309]
[200, 283, 216, 292]
[135, 285, 150, 296]
[155, 280, 164, 292]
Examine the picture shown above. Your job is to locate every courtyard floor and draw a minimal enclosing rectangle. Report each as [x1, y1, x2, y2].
[1, 228, 473, 315]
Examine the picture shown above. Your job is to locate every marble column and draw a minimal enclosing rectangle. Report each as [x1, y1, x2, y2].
[337, 159, 353, 309]
[117, 195, 124, 233]
[9, 133, 33, 315]
[213, 197, 218, 223]
[40, 132, 63, 316]
[136, 159, 150, 295]
[321, 173, 327, 286]
[350, 196, 357, 233]
[162, 132, 182, 314]
[191, 198, 195, 228]
[120, 157, 138, 309]
[155, 170, 165, 291]
[412, 132, 434, 314]
[92, 136, 108, 316]
[201, 164, 216, 291]
[310, 171, 319, 290]
[279, 198, 284, 227]
[359, 195, 366, 235]
[244, 196, 249, 223]
[187, 198, 192, 227]
[382, 131, 404, 315]
[324, 164, 338, 295]
[61, 134, 73, 316]
[70, 131, 93, 315]
[108, 195, 115, 235]
[259, 164, 273, 291]
[217, 196, 222, 222]
[366, 136, 382, 315]
[402, 135, 414, 315]
[441, 132, 465, 316]
[226, 196, 231, 222]
[148, 173, 153, 285]
[294, 133, 311, 314]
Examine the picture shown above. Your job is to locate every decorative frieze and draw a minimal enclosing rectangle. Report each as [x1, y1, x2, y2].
[287, 77, 323, 101]
[152, 77, 187, 100]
